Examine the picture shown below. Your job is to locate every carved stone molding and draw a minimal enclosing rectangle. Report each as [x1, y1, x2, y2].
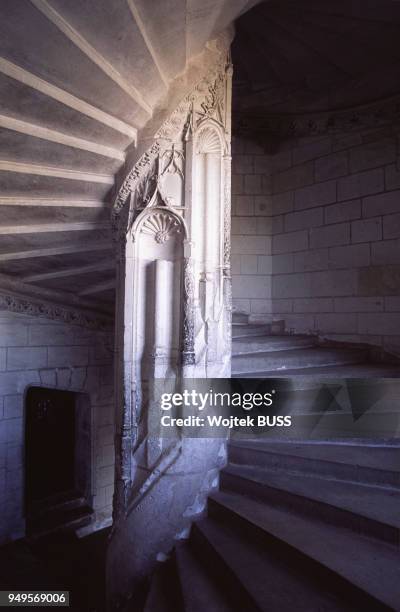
[235, 92, 400, 143]
[0, 291, 112, 330]
[182, 255, 195, 366]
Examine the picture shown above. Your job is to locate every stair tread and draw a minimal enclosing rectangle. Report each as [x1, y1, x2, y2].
[232, 346, 367, 359]
[144, 561, 179, 612]
[196, 518, 347, 611]
[209, 490, 400, 611]
[233, 335, 316, 354]
[233, 363, 400, 377]
[223, 464, 400, 528]
[175, 542, 232, 612]
[229, 440, 400, 473]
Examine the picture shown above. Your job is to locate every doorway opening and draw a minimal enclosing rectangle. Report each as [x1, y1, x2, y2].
[25, 387, 93, 537]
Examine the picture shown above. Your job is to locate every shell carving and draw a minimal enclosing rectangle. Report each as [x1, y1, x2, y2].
[141, 212, 181, 244]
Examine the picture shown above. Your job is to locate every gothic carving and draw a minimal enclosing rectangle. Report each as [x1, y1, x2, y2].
[0, 292, 111, 330]
[141, 211, 182, 244]
[235, 93, 400, 144]
[195, 127, 222, 154]
[182, 256, 195, 366]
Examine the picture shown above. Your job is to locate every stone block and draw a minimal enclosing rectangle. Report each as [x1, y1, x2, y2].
[244, 175, 262, 195]
[4, 395, 23, 419]
[385, 297, 400, 311]
[0, 371, 40, 395]
[240, 255, 258, 275]
[272, 230, 308, 254]
[233, 155, 253, 174]
[231, 254, 241, 274]
[362, 190, 400, 218]
[250, 299, 273, 314]
[254, 195, 272, 216]
[0, 349, 5, 371]
[310, 223, 350, 249]
[385, 163, 400, 191]
[7, 347, 47, 371]
[334, 297, 384, 312]
[271, 253, 294, 274]
[232, 235, 271, 255]
[232, 174, 243, 195]
[0, 325, 28, 347]
[294, 180, 337, 211]
[28, 324, 73, 346]
[316, 313, 358, 334]
[293, 298, 333, 313]
[329, 243, 370, 269]
[351, 218, 382, 243]
[292, 138, 331, 165]
[294, 249, 329, 272]
[332, 133, 362, 152]
[232, 299, 250, 314]
[235, 195, 254, 216]
[6, 445, 23, 471]
[257, 255, 272, 274]
[285, 208, 323, 232]
[358, 265, 400, 296]
[48, 346, 88, 368]
[284, 314, 316, 333]
[310, 269, 357, 297]
[261, 175, 273, 195]
[231, 217, 257, 235]
[97, 465, 114, 488]
[325, 199, 361, 224]
[349, 138, 396, 173]
[272, 273, 312, 298]
[96, 443, 115, 468]
[232, 276, 271, 299]
[273, 162, 314, 193]
[272, 191, 294, 214]
[253, 155, 272, 175]
[255, 216, 274, 235]
[337, 168, 384, 201]
[315, 151, 348, 182]
[358, 313, 400, 335]
[383, 213, 400, 239]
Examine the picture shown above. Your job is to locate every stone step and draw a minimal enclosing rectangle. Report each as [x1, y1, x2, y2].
[192, 518, 348, 612]
[144, 559, 182, 612]
[174, 542, 232, 612]
[220, 464, 400, 545]
[232, 347, 368, 375]
[27, 502, 93, 539]
[228, 440, 400, 488]
[232, 312, 249, 324]
[232, 334, 316, 355]
[208, 491, 400, 611]
[232, 323, 274, 338]
[235, 363, 400, 379]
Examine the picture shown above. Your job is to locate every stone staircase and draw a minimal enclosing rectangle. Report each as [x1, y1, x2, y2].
[138, 440, 400, 612]
[231, 313, 400, 378]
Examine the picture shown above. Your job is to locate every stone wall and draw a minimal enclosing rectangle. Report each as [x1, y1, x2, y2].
[0, 309, 114, 544]
[232, 126, 400, 355]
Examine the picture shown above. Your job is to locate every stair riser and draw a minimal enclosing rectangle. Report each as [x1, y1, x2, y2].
[207, 498, 389, 612]
[232, 351, 367, 374]
[232, 325, 272, 338]
[228, 448, 400, 488]
[220, 471, 399, 546]
[190, 525, 260, 612]
[232, 339, 315, 355]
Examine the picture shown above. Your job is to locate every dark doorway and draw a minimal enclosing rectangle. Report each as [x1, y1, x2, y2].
[25, 387, 92, 536]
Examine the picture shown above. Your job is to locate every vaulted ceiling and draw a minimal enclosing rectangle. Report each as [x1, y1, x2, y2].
[233, 0, 400, 119]
[1, 0, 400, 323]
[0, 0, 256, 321]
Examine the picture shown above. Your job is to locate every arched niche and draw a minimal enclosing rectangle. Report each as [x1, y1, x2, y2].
[193, 124, 224, 276]
[130, 207, 186, 378]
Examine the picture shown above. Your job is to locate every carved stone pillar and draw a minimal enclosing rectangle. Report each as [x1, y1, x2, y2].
[107, 33, 233, 607]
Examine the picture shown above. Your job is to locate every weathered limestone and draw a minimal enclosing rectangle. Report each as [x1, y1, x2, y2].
[107, 32, 233, 606]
